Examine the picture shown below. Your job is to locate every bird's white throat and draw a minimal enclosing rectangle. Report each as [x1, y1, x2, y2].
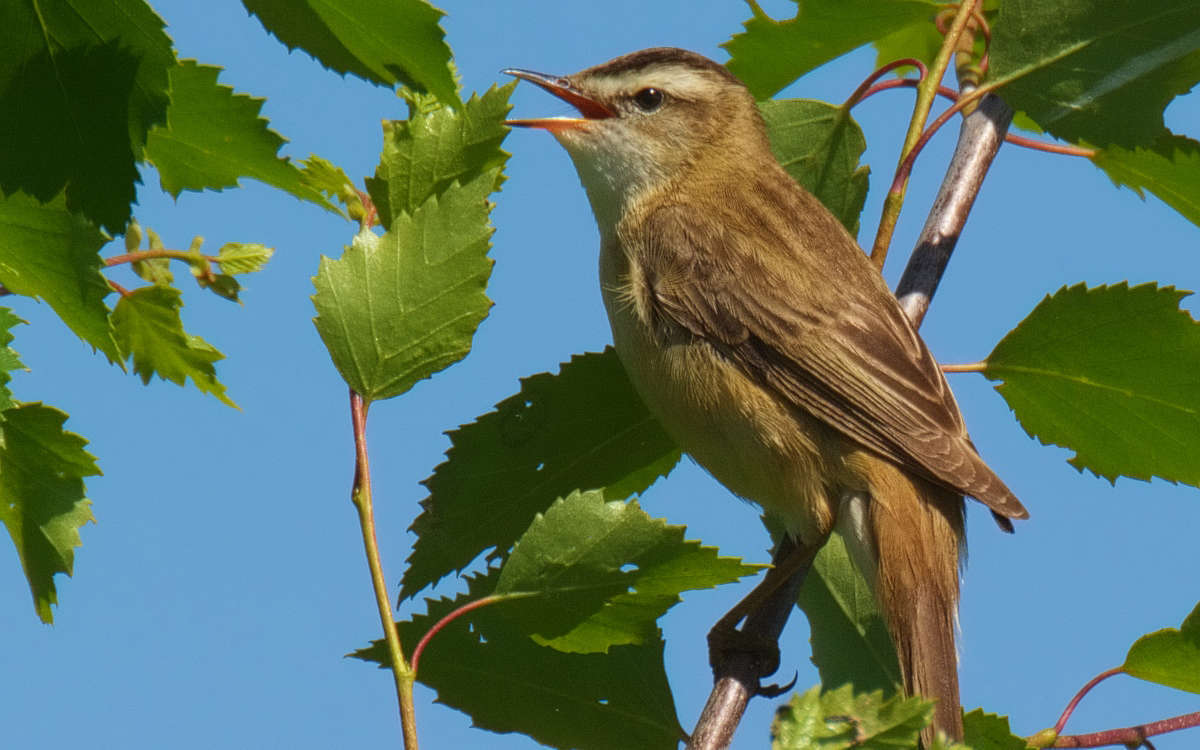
[554, 123, 667, 242]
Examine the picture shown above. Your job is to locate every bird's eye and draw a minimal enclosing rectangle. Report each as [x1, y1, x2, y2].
[632, 87, 664, 112]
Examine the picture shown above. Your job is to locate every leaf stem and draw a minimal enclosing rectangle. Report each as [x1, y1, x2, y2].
[411, 594, 506, 674]
[940, 361, 986, 373]
[1003, 133, 1095, 158]
[842, 58, 929, 110]
[870, 0, 984, 269]
[349, 389, 418, 749]
[1053, 666, 1125, 735]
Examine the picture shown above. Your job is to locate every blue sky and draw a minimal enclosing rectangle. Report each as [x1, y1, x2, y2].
[3, 1, 1198, 748]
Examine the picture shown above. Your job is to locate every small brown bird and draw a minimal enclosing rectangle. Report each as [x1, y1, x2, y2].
[504, 48, 1027, 745]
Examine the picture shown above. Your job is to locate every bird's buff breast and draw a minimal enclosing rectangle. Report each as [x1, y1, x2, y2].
[598, 241, 837, 545]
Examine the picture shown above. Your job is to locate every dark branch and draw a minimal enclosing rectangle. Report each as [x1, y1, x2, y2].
[687, 539, 814, 749]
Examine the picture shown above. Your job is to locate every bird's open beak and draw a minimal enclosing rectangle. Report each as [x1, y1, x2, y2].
[501, 68, 614, 131]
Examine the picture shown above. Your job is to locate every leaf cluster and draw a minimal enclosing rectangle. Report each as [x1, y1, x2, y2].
[0, 0, 440, 620]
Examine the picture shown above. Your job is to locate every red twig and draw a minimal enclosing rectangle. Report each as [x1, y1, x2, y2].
[887, 91, 981, 198]
[856, 79, 1094, 158]
[843, 58, 929, 109]
[107, 280, 133, 297]
[358, 189, 379, 229]
[858, 78, 959, 104]
[1052, 710, 1200, 747]
[104, 249, 219, 267]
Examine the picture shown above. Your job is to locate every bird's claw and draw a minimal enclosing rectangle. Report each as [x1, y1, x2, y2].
[756, 671, 798, 698]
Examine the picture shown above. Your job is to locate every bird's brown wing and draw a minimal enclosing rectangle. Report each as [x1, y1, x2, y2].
[639, 203, 1027, 520]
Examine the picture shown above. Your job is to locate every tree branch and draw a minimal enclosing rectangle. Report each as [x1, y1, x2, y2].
[688, 539, 816, 750]
[896, 89, 1014, 326]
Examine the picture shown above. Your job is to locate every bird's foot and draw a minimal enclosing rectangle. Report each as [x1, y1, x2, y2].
[707, 621, 785, 695]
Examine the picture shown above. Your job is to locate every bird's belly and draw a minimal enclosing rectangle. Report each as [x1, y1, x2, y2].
[600, 284, 838, 545]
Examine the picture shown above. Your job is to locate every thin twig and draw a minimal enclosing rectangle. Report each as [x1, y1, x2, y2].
[350, 389, 419, 750]
[871, 0, 985, 269]
[843, 58, 929, 110]
[1050, 710, 1200, 748]
[856, 79, 1093, 158]
[104, 249, 220, 267]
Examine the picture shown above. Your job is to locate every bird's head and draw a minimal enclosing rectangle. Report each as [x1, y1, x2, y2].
[504, 48, 767, 230]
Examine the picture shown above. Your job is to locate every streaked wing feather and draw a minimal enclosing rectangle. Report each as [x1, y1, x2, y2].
[642, 204, 1027, 519]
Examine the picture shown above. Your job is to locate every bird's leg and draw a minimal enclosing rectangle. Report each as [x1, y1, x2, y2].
[707, 534, 825, 694]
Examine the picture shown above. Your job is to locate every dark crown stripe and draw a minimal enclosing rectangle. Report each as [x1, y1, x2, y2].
[585, 47, 739, 84]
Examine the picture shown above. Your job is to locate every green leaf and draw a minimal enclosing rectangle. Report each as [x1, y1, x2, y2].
[872, 17, 949, 75]
[771, 684, 932, 750]
[111, 286, 235, 407]
[401, 350, 681, 600]
[130, 224, 174, 286]
[0, 404, 99, 623]
[724, 0, 941, 99]
[798, 531, 902, 694]
[1092, 134, 1200, 229]
[299, 155, 360, 219]
[0, 308, 25, 414]
[0, 0, 174, 233]
[989, 0, 1200, 148]
[961, 709, 1027, 750]
[201, 274, 241, 302]
[312, 85, 510, 401]
[1123, 601, 1200, 693]
[242, 0, 460, 107]
[145, 61, 337, 213]
[985, 283, 1200, 486]
[366, 83, 514, 229]
[311, 171, 496, 401]
[495, 491, 762, 653]
[928, 736, 974, 750]
[0, 192, 120, 362]
[216, 243, 274, 275]
[353, 571, 683, 750]
[760, 99, 869, 234]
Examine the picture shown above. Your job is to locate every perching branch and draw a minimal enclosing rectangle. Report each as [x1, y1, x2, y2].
[687, 538, 817, 750]
[895, 87, 1014, 326]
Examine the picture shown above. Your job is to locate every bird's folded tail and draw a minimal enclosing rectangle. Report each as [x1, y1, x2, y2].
[857, 455, 966, 747]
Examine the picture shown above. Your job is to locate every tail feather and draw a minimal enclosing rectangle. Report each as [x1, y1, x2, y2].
[858, 456, 966, 747]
